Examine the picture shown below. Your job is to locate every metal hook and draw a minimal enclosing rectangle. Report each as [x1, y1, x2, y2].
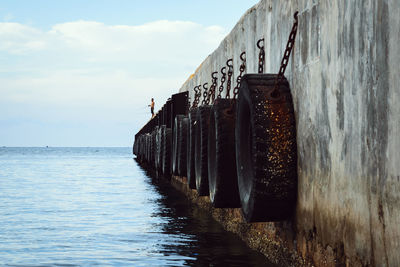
[226, 59, 233, 68]
[240, 51, 246, 61]
[220, 66, 226, 75]
[257, 38, 264, 49]
[211, 71, 218, 79]
[203, 83, 208, 90]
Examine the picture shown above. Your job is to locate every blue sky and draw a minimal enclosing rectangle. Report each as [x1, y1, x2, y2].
[0, 0, 259, 147]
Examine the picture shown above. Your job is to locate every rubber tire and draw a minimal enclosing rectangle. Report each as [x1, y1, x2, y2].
[158, 126, 166, 171]
[149, 132, 154, 166]
[152, 127, 158, 167]
[208, 99, 241, 208]
[147, 134, 151, 163]
[139, 135, 143, 161]
[178, 117, 188, 176]
[145, 134, 149, 163]
[133, 138, 137, 155]
[187, 109, 197, 189]
[141, 134, 146, 162]
[137, 135, 142, 161]
[155, 126, 163, 170]
[172, 115, 184, 175]
[162, 127, 172, 177]
[195, 105, 212, 196]
[235, 74, 297, 222]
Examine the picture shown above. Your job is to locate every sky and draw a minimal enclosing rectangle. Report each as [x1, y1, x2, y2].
[0, 0, 259, 147]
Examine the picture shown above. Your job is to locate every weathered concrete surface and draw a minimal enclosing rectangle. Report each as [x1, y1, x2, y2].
[178, 0, 400, 266]
[171, 175, 307, 266]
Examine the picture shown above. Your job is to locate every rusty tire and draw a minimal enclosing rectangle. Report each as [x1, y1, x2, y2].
[236, 74, 298, 222]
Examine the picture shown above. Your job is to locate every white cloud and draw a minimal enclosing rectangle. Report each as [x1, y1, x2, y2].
[0, 19, 227, 103]
[0, 20, 227, 145]
[0, 22, 46, 54]
[45, 20, 226, 64]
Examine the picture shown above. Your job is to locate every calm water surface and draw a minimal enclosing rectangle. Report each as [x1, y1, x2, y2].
[0, 147, 276, 266]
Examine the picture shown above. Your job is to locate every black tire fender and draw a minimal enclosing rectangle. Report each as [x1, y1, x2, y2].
[155, 126, 163, 170]
[208, 98, 240, 208]
[162, 127, 172, 177]
[172, 115, 184, 175]
[235, 74, 298, 222]
[187, 109, 197, 189]
[152, 126, 159, 167]
[157, 125, 166, 173]
[178, 117, 188, 176]
[195, 105, 212, 196]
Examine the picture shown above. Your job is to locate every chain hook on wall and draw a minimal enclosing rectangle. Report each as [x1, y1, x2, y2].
[205, 72, 218, 105]
[192, 85, 202, 108]
[201, 83, 209, 105]
[272, 11, 299, 97]
[225, 59, 234, 98]
[257, 38, 265, 74]
[217, 66, 226, 99]
[233, 51, 246, 99]
[209, 71, 218, 104]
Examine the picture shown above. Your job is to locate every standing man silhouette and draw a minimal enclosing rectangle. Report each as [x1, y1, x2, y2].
[149, 98, 155, 118]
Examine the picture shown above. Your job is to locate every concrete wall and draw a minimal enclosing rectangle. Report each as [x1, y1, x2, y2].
[178, 0, 400, 266]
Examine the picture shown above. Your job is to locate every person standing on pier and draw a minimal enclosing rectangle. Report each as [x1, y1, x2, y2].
[149, 98, 155, 118]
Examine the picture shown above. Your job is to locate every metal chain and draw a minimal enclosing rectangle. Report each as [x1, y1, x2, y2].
[192, 85, 201, 108]
[233, 52, 246, 99]
[206, 71, 218, 105]
[192, 85, 197, 108]
[225, 59, 233, 98]
[257, 38, 265, 74]
[201, 83, 208, 105]
[273, 11, 299, 94]
[217, 67, 226, 98]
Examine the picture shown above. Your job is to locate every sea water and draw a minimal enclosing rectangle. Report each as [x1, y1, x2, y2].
[0, 147, 276, 266]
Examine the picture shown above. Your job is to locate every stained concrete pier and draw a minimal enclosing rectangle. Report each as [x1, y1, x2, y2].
[177, 0, 400, 266]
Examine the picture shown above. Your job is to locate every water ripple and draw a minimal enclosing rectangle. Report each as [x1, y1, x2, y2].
[0, 147, 276, 266]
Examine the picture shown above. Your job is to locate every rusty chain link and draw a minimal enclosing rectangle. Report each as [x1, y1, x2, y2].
[225, 59, 233, 98]
[233, 52, 246, 99]
[273, 11, 299, 95]
[217, 67, 226, 99]
[205, 71, 218, 105]
[201, 83, 209, 105]
[257, 38, 265, 74]
[191, 85, 197, 108]
[192, 85, 202, 108]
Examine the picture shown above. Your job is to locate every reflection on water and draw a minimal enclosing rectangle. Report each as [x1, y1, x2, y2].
[139, 162, 276, 267]
[0, 147, 277, 266]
